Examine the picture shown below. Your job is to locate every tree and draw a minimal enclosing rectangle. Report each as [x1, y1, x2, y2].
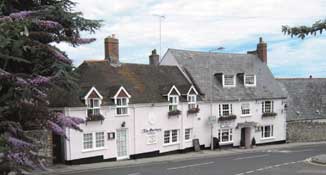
[282, 19, 326, 39]
[0, 0, 101, 174]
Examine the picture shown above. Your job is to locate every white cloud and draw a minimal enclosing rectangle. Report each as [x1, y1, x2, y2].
[57, 0, 326, 77]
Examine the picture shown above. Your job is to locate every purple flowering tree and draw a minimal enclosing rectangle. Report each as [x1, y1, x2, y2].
[0, 0, 102, 174]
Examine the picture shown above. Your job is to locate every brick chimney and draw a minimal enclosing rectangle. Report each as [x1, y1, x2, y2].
[149, 49, 159, 66]
[105, 34, 119, 64]
[257, 37, 267, 64]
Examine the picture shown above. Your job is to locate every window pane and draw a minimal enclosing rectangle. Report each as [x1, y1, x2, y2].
[122, 98, 127, 105]
[241, 103, 250, 115]
[222, 104, 230, 116]
[96, 132, 104, 148]
[164, 131, 170, 144]
[221, 129, 229, 142]
[224, 75, 234, 85]
[93, 99, 100, 107]
[264, 101, 271, 113]
[172, 130, 178, 143]
[83, 133, 93, 150]
[117, 99, 122, 106]
[185, 129, 191, 140]
[245, 75, 255, 85]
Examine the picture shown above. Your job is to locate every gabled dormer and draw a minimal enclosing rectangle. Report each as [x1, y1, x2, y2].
[83, 87, 104, 122]
[112, 86, 131, 116]
[165, 85, 181, 116]
[185, 85, 200, 114]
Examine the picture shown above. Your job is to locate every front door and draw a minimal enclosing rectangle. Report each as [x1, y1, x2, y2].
[240, 128, 246, 147]
[116, 129, 128, 160]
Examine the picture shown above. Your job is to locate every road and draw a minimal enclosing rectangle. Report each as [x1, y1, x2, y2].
[68, 143, 326, 175]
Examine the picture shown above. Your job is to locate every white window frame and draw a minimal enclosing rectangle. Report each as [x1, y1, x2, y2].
[95, 132, 105, 148]
[187, 95, 197, 110]
[83, 131, 106, 151]
[116, 97, 129, 116]
[218, 128, 233, 143]
[241, 103, 251, 116]
[169, 95, 179, 112]
[83, 133, 93, 150]
[219, 104, 232, 116]
[244, 74, 256, 87]
[222, 74, 236, 87]
[261, 125, 274, 139]
[163, 129, 179, 145]
[262, 100, 274, 113]
[87, 98, 101, 116]
[184, 128, 192, 141]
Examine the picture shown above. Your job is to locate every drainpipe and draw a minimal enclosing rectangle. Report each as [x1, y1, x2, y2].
[132, 104, 136, 157]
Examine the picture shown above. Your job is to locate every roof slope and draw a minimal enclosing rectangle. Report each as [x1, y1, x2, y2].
[278, 78, 326, 121]
[55, 61, 193, 107]
[166, 49, 286, 102]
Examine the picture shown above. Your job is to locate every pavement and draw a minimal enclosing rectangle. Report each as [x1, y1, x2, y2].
[34, 141, 326, 175]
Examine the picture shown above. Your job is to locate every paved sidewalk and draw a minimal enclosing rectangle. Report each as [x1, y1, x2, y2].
[34, 141, 326, 175]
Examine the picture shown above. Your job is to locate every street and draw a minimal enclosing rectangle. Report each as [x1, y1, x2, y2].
[65, 143, 326, 175]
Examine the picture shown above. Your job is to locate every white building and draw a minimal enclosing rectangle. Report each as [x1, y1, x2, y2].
[52, 36, 287, 164]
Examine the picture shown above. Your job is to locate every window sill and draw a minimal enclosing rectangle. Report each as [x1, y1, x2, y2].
[240, 114, 251, 117]
[261, 137, 275, 141]
[185, 139, 192, 143]
[223, 85, 236, 88]
[220, 141, 233, 145]
[244, 84, 256, 87]
[115, 114, 129, 117]
[163, 142, 180, 147]
[82, 147, 107, 153]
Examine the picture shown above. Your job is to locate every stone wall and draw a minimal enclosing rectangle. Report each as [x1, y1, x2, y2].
[25, 130, 53, 165]
[287, 120, 326, 143]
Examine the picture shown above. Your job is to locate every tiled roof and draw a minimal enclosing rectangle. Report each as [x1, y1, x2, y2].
[165, 49, 287, 102]
[278, 78, 326, 121]
[50, 60, 194, 107]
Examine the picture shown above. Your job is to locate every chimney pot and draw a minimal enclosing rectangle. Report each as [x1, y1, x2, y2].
[309, 75, 312, 79]
[149, 49, 159, 66]
[257, 37, 267, 64]
[105, 34, 119, 64]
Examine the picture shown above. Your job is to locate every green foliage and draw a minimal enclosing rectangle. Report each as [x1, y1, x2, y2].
[0, 0, 102, 174]
[282, 19, 326, 39]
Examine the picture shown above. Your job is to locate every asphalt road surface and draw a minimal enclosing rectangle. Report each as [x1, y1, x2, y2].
[67, 143, 326, 175]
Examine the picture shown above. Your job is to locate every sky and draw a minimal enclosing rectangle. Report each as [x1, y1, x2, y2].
[57, 0, 326, 78]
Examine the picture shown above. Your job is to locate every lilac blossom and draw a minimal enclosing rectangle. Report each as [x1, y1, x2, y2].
[16, 77, 29, 86]
[33, 88, 47, 98]
[54, 113, 84, 132]
[29, 76, 51, 86]
[9, 11, 34, 20]
[8, 136, 33, 149]
[37, 20, 63, 30]
[7, 152, 37, 169]
[75, 38, 96, 44]
[50, 48, 72, 64]
[0, 16, 12, 22]
[47, 120, 65, 136]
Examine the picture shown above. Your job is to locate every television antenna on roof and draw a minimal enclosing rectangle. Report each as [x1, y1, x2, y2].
[153, 14, 165, 59]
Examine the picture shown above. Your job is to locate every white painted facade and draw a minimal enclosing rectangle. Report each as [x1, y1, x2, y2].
[63, 97, 286, 162]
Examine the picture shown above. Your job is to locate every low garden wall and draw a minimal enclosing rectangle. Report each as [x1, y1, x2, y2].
[287, 120, 326, 143]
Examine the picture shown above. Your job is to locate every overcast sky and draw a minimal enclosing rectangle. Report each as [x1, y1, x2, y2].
[57, 0, 326, 78]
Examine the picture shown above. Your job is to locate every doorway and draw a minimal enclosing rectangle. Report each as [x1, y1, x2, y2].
[116, 128, 128, 160]
[240, 127, 251, 148]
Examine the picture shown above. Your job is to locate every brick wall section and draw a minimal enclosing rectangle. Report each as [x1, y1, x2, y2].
[25, 130, 53, 165]
[287, 120, 326, 143]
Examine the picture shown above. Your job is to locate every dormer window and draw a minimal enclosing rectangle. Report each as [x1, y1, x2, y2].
[223, 75, 236, 87]
[187, 95, 196, 110]
[113, 86, 131, 116]
[83, 87, 104, 121]
[87, 98, 101, 116]
[244, 74, 256, 86]
[116, 97, 128, 115]
[169, 95, 179, 111]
